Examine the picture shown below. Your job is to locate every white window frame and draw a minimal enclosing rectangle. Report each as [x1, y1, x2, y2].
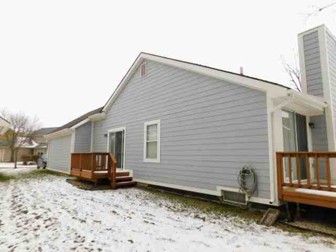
[143, 120, 160, 163]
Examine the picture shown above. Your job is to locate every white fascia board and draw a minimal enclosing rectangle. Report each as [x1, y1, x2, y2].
[289, 90, 327, 106]
[70, 118, 90, 130]
[297, 24, 326, 38]
[272, 90, 327, 116]
[102, 53, 290, 112]
[45, 128, 72, 141]
[143, 53, 288, 95]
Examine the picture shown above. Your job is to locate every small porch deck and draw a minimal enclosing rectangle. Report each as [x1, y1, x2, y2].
[70, 152, 136, 189]
[277, 152, 336, 209]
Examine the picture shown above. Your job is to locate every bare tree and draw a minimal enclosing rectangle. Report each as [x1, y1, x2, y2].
[305, 1, 336, 20]
[281, 54, 302, 91]
[1, 109, 40, 168]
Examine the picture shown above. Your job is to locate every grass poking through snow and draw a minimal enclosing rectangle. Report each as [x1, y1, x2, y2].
[0, 169, 68, 182]
[0, 173, 14, 182]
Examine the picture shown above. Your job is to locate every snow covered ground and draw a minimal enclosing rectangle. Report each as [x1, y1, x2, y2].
[0, 162, 36, 174]
[0, 170, 335, 251]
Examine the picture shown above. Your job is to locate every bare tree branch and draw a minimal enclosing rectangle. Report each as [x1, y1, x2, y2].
[281, 55, 302, 91]
[305, 1, 336, 21]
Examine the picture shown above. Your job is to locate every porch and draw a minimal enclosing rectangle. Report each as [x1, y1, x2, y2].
[277, 152, 336, 209]
[70, 152, 136, 189]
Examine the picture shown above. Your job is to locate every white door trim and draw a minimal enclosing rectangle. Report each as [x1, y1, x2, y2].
[106, 127, 126, 169]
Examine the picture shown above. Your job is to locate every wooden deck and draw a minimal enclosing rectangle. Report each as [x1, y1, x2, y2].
[70, 152, 136, 189]
[277, 152, 336, 209]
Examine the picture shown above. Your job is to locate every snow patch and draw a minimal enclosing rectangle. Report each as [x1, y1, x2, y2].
[0, 175, 335, 251]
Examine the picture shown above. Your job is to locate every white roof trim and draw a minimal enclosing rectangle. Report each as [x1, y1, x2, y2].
[45, 128, 72, 140]
[88, 112, 106, 121]
[102, 53, 289, 112]
[273, 90, 327, 116]
[70, 118, 90, 130]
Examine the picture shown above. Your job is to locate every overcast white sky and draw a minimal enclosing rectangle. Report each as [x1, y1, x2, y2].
[0, 0, 336, 127]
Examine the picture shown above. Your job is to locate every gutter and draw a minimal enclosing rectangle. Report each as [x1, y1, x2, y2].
[88, 112, 106, 121]
[45, 128, 72, 140]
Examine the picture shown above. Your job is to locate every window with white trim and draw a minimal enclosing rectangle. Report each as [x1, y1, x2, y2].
[144, 120, 160, 162]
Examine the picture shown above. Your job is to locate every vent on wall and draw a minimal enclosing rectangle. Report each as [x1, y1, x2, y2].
[140, 61, 146, 77]
[221, 190, 247, 205]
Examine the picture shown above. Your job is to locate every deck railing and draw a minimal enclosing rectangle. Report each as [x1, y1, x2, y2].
[276, 152, 336, 200]
[71, 152, 117, 188]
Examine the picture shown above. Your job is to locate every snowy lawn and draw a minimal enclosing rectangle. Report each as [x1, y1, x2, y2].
[0, 169, 335, 251]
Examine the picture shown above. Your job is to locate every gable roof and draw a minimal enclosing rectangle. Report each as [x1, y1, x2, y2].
[34, 127, 58, 136]
[48, 52, 292, 138]
[102, 52, 291, 112]
[50, 107, 103, 134]
[0, 116, 11, 135]
[0, 116, 10, 125]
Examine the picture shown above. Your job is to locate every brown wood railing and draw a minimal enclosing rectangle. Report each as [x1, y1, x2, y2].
[277, 152, 336, 200]
[71, 152, 117, 187]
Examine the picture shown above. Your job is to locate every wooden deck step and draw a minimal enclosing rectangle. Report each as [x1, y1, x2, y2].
[116, 176, 133, 182]
[116, 171, 130, 177]
[116, 181, 137, 188]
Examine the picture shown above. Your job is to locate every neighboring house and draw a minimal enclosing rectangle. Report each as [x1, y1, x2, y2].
[0, 116, 11, 135]
[32, 127, 58, 155]
[46, 25, 336, 207]
[0, 135, 38, 162]
[0, 116, 11, 162]
[0, 119, 54, 162]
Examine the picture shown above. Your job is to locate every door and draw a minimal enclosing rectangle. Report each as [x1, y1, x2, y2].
[296, 114, 308, 178]
[282, 111, 308, 180]
[108, 129, 125, 169]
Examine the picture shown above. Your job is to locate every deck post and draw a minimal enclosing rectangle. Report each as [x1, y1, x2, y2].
[305, 154, 311, 188]
[79, 153, 82, 175]
[326, 157, 331, 190]
[296, 153, 301, 187]
[91, 153, 94, 172]
[315, 154, 320, 189]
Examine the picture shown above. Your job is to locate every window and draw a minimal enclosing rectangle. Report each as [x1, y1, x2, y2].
[282, 111, 297, 152]
[144, 120, 160, 162]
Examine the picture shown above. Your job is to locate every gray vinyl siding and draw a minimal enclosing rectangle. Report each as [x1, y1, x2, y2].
[326, 31, 336, 141]
[74, 122, 92, 152]
[47, 135, 71, 173]
[303, 31, 324, 97]
[93, 60, 271, 199]
[310, 115, 328, 151]
[302, 30, 329, 151]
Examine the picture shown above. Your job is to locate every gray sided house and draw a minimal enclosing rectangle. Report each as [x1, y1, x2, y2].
[47, 25, 336, 206]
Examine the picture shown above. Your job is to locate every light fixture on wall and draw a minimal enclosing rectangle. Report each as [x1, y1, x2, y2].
[308, 122, 315, 129]
[104, 133, 108, 138]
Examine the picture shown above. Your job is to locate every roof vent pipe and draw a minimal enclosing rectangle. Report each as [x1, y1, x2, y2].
[240, 66, 244, 75]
